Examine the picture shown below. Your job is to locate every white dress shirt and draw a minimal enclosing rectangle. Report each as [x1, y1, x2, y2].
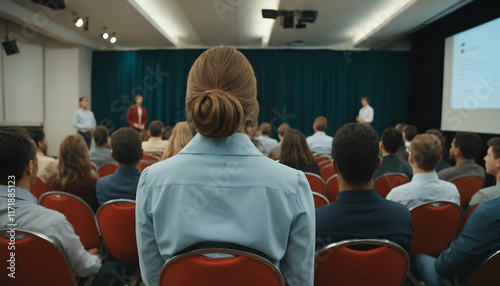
[306, 132, 333, 155]
[358, 105, 374, 123]
[36, 151, 57, 181]
[257, 136, 279, 155]
[142, 137, 168, 154]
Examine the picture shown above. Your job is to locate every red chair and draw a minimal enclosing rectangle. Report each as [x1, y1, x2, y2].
[97, 199, 138, 262]
[304, 172, 325, 194]
[320, 163, 335, 182]
[0, 229, 77, 286]
[313, 192, 330, 208]
[374, 173, 410, 198]
[325, 175, 340, 203]
[158, 247, 285, 286]
[315, 239, 409, 286]
[468, 250, 500, 286]
[409, 202, 462, 256]
[456, 204, 479, 237]
[450, 176, 484, 207]
[39, 192, 101, 250]
[90, 162, 98, 172]
[317, 160, 331, 171]
[314, 155, 331, 165]
[30, 176, 46, 199]
[140, 159, 157, 171]
[98, 163, 118, 178]
[142, 153, 160, 161]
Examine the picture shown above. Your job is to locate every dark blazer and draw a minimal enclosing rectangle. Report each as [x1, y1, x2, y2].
[126, 105, 148, 127]
[315, 189, 413, 252]
[373, 154, 413, 181]
[96, 166, 141, 205]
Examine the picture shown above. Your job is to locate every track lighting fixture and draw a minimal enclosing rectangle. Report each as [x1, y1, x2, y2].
[84, 17, 89, 31]
[110, 33, 117, 44]
[72, 12, 84, 28]
[101, 27, 109, 40]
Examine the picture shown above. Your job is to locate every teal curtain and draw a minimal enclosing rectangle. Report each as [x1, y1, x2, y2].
[92, 49, 409, 138]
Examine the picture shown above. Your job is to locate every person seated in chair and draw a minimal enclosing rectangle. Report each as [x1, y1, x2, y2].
[269, 123, 291, 159]
[469, 137, 500, 206]
[306, 116, 333, 155]
[89, 125, 116, 168]
[142, 120, 168, 154]
[257, 122, 279, 156]
[28, 128, 57, 181]
[386, 134, 460, 210]
[315, 123, 413, 252]
[438, 132, 485, 181]
[373, 127, 412, 182]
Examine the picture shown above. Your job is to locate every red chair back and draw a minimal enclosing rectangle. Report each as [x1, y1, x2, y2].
[30, 176, 46, 199]
[315, 239, 409, 286]
[320, 163, 335, 182]
[304, 172, 325, 194]
[39, 192, 100, 250]
[98, 163, 118, 178]
[317, 160, 330, 171]
[468, 250, 500, 286]
[313, 192, 330, 208]
[457, 204, 479, 237]
[409, 202, 462, 256]
[97, 199, 138, 262]
[0, 229, 77, 286]
[142, 154, 160, 161]
[325, 175, 340, 203]
[450, 176, 484, 207]
[158, 248, 285, 286]
[90, 162, 98, 172]
[314, 155, 331, 165]
[374, 173, 410, 198]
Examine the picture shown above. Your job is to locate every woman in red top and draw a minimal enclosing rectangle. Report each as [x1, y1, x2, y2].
[46, 134, 98, 212]
[126, 94, 148, 132]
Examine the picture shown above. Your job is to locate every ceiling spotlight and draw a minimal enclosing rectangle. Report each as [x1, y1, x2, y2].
[72, 12, 84, 27]
[110, 33, 117, 44]
[101, 27, 109, 40]
[83, 17, 89, 31]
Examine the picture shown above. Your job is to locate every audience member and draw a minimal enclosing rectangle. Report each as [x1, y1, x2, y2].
[162, 126, 173, 141]
[426, 129, 451, 173]
[414, 195, 500, 285]
[387, 134, 460, 210]
[46, 134, 98, 211]
[438, 132, 485, 181]
[160, 121, 193, 160]
[469, 138, 500, 205]
[280, 129, 320, 175]
[257, 122, 279, 155]
[136, 46, 315, 286]
[244, 118, 265, 154]
[373, 127, 412, 181]
[315, 123, 412, 252]
[269, 123, 291, 159]
[395, 123, 407, 134]
[0, 129, 102, 280]
[96, 127, 142, 205]
[89, 125, 116, 168]
[306, 116, 333, 155]
[28, 129, 57, 181]
[397, 124, 417, 161]
[73, 96, 96, 149]
[142, 120, 168, 154]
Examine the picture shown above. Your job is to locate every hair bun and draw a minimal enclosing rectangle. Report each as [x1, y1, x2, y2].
[188, 89, 244, 137]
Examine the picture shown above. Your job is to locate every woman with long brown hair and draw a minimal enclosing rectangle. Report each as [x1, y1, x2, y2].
[280, 129, 320, 175]
[136, 46, 315, 286]
[46, 134, 98, 211]
[160, 121, 193, 160]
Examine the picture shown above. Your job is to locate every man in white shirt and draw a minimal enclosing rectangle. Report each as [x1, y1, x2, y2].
[306, 116, 333, 155]
[28, 129, 57, 181]
[356, 97, 374, 125]
[73, 96, 96, 149]
[469, 137, 500, 206]
[387, 134, 460, 210]
[142, 120, 168, 154]
[257, 122, 279, 156]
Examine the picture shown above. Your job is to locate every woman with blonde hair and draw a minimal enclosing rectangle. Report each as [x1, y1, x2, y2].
[136, 46, 315, 286]
[46, 134, 98, 211]
[160, 121, 193, 160]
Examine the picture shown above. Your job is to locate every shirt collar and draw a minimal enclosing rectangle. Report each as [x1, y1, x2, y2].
[180, 133, 263, 157]
[148, 137, 163, 142]
[411, 172, 439, 182]
[314, 132, 326, 136]
[458, 159, 476, 166]
[115, 166, 141, 175]
[0, 185, 38, 205]
[336, 189, 380, 200]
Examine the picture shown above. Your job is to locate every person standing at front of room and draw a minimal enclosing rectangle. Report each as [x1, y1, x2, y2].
[73, 96, 96, 149]
[356, 97, 374, 126]
[126, 94, 148, 133]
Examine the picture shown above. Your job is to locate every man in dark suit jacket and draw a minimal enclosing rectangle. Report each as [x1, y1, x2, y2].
[126, 94, 148, 132]
[374, 127, 413, 181]
[315, 123, 413, 252]
[96, 127, 142, 205]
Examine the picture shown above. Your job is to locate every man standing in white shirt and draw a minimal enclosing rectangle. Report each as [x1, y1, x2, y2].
[73, 96, 96, 149]
[356, 97, 374, 126]
[306, 116, 333, 155]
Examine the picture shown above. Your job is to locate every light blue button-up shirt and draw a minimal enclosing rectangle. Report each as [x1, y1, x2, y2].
[0, 185, 101, 277]
[306, 132, 333, 155]
[257, 136, 279, 155]
[136, 133, 316, 286]
[73, 108, 96, 133]
[386, 172, 460, 210]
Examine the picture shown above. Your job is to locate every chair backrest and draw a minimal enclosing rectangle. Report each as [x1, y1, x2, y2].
[158, 247, 285, 286]
[313, 192, 330, 208]
[450, 176, 484, 207]
[304, 172, 325, 194]
[98, 163, 119, 178]
[409, 202, 462, 256]
[30, 176, 46, 199]
[90, 162, 98, 172]
[314, 239, 409, 286]
[39, 191, 101, 250]
[319, 163, 335, 182]
[0, 229, 77, 286]
[314, 154, 331, 165]
[374, 173, 410, 198]
[468, 250, 500, 286]
[457, 204, 479, 238]
[317, 160, 331, 172]
[325, 175, 340, 203]
[96, 199, 138, 262]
